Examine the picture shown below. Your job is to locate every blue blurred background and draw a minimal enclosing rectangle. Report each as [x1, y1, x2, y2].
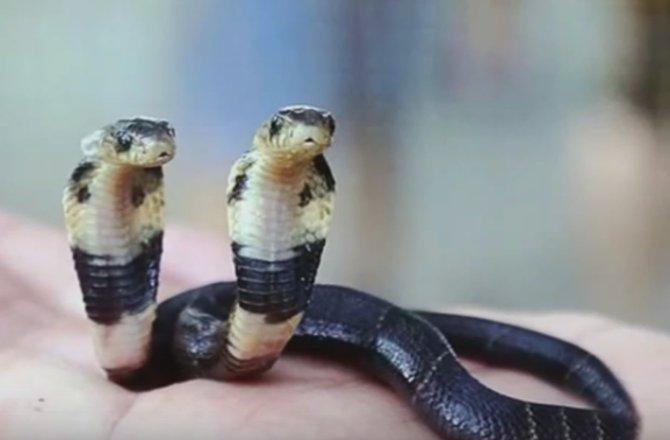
[1, 0, 668, 328]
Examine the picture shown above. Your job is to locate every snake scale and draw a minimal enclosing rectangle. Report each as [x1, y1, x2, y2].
[63, 108, 639, 439]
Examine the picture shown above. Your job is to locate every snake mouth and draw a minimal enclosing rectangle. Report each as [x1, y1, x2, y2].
[302, 137, 331, 150]
[145, 142, 176, 166]
[145, 154, 173, 167]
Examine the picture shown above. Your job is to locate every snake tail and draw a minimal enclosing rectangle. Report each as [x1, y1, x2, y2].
[63, 117, 175, 379]
[167, 283, 638, 440]
[216, 106, 336, 378]
[417, 312, 639, 423]
[298, 287, 637, 439]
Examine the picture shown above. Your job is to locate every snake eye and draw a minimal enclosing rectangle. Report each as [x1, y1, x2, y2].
[269, 116, 283, 138]
[115, 133, 133, 152]
[159, 121, 176, 138]
[325, 114, 335, 135]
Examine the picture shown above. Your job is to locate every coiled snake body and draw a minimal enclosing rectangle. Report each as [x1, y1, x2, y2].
[63, 109, 639, 439]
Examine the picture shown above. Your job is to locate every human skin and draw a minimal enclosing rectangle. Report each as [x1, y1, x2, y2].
[0, 212, 668, 440]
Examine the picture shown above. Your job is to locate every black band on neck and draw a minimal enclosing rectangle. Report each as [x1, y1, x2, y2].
[72, 232, 163, 324]
[232, 240, 325, 323]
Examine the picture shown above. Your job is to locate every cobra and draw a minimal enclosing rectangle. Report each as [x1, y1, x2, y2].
[64, 109, 639, 439]
[63, 117, 174, 380]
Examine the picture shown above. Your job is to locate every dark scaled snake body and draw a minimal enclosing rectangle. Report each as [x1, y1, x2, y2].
[63, 108, 639, 439]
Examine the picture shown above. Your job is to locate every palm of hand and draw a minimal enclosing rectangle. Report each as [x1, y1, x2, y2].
[0, 214, 667, 439]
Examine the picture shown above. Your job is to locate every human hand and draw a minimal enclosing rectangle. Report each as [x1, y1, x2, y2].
[0, 212, 667, 439]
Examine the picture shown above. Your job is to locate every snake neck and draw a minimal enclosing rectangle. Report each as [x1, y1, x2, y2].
[63, 160, 165, 375]
[218, 151, 334, 378]
[65, 161, 165, 260]
[74, 163, 134, 257]
[229, 153, 312, 261]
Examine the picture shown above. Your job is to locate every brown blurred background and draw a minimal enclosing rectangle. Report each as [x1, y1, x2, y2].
[1, 0, 668, 329]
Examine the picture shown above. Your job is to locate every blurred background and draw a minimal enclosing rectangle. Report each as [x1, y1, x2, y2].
[1, 0, 668, 329]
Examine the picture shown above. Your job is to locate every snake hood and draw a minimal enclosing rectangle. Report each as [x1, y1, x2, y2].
[80, 117, 176, 167]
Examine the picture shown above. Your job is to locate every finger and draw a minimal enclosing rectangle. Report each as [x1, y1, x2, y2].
[0, 211, 80, 317]
[0, 263, 59, 349]
[570, 321, 670, 439]
[0, 211, 234, 317]
[449, 307, 670, 438]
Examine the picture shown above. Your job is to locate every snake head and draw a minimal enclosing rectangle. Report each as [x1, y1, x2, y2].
[81, 117, 176, 167]
[173, 307, 227, 376]
[254, 105, 335, 162]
